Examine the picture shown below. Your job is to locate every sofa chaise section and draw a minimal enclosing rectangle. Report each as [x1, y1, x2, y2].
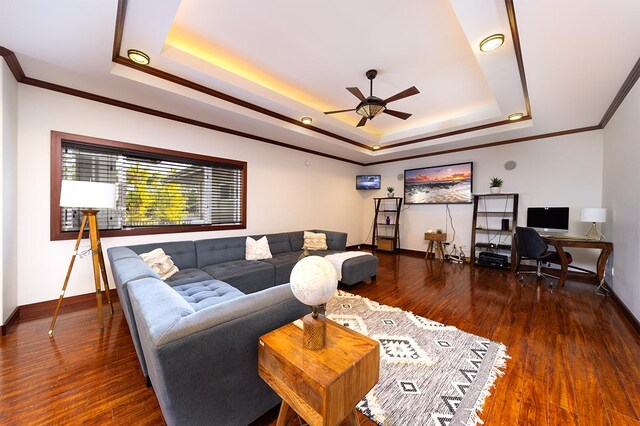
[128, 278, 307, 426]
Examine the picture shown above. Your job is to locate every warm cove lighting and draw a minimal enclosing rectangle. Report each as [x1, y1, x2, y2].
[301, 117, 313, 125]
[479, 34, 504, 52]
[508, 112, 524, 121]
[127, 49, 150, 65]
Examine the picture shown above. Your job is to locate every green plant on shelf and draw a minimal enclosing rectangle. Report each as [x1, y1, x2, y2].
[489, 177, 503, 188]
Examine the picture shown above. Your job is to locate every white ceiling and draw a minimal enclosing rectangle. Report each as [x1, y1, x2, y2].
[1, 0, 639, 165]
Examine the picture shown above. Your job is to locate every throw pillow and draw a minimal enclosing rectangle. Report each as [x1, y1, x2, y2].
[303, 231, 328, 251]
[246, 236, 273, 260]
[139, 248, 179, 281]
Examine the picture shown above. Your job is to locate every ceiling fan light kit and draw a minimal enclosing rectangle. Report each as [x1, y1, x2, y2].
[479, 34, 505, 52]
[127, 49, 150, 65]
[324, 69, 419, 127]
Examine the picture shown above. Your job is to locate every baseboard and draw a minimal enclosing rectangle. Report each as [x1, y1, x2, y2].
[1, 306, 21, 336]
[346, 244, 374, 251]
[18, 289, 119, 323]
[608, 287, 640, 336]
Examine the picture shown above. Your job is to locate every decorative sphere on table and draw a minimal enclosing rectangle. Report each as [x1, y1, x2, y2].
[290, 256, 338, 307]
[290, 256, 338, 350]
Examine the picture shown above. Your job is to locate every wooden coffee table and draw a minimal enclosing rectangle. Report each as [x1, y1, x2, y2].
[258, 318, 380, 426]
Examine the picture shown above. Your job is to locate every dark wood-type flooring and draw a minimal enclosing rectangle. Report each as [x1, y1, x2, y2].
[1, 252, 639, 425]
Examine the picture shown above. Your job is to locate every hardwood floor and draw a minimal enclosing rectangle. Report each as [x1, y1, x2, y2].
[1, 252, 638, 425]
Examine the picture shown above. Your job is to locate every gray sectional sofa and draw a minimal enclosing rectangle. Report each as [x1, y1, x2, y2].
[107, 229, 377, 426]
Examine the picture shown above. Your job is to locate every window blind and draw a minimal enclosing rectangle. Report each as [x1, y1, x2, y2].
[60, 141, 244, 232]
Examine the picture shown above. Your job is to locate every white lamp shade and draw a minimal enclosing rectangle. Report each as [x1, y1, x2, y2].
[580, 207, 606, 223]
[60, 180, 116, 209]
[290, 256, 338, 306]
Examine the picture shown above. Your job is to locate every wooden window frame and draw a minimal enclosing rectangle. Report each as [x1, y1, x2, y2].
[50, 131, 247, 241]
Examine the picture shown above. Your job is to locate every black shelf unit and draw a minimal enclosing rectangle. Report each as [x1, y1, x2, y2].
[372, 197, 402, 253]
[471, 193, 519, 270]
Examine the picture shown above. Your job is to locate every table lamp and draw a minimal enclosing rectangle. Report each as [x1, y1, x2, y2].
[49, 180, 117, 335]
[580, 207, 606, 241]
[289, 256, 338, 350]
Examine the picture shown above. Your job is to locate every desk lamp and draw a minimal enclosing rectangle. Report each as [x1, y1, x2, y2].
[49, 180, 116, 335]
[580, 207, 606, 241]
[289, 256, 338, 350]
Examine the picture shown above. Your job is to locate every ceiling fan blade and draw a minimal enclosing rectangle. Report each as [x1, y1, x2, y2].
[383, 86, 420, 104]
[324, 108, 356, 115]
[346, 87, 367, 101]
[356, 116, 368, 127]
[383, 109, 412, 120]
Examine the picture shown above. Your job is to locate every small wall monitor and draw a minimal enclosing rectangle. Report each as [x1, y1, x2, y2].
[356, 175, 381, 190]
[526, 207, 569, 233]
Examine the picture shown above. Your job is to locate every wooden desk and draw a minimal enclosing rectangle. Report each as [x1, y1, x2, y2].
[258, 319, 379, 426]
[424, 232, 447, 260]
[542, 236, 613, 290]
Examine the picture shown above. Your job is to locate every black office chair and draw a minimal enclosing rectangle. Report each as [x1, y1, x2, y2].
[514, 227, 572, 285]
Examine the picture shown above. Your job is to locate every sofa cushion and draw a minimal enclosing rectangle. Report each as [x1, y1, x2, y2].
[303, 231, 328, 251]
[289, 231, 304, 251]
[261, 252, 302, 285]
[139, 248, 179, 281]
[314, 230, 348, 251]
[127, 241, 197, 270]
[165, 268, 214, 287]
[245, 236, 273, 260]
[172, 280, 245, 312]
[202, 260, 275, 294]
[196, 237, 246, 268]
[252, 232, 292, 255]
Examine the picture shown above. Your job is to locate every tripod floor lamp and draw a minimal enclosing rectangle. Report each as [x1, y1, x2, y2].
[49, 180, 116, 335]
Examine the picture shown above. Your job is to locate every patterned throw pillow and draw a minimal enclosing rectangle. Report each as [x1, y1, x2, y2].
[245, 236, 273, 260]
[139, 248, 179, 281]
[303, 231, 328, 251]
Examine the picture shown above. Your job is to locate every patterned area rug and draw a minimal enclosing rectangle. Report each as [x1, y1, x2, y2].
[326, 291, 509, 426]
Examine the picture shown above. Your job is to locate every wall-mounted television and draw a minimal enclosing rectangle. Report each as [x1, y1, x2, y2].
[526, 207, 569, 234]
[356, 175, 381, 190]
[404, 162, 473, 204]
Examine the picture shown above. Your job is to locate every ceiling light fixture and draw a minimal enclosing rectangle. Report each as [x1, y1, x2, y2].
[508, 112, 524, 121]
[372, 145, 381, 150]
[479, 34, 505, 52]
[301, 116, 313, 125]
[127, 49, 150, 65]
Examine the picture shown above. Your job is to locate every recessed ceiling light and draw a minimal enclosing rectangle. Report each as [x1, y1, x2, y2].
[301, 117, 313, 125]
[508, 112, 524, 121]
[127, 49, 150, 65]
[479, 34, 505, 52]
[372, 145, 381, 150]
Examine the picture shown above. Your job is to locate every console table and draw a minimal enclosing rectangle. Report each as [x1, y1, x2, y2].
[258, 318, 379, 426]
[541, 236, 613, 291]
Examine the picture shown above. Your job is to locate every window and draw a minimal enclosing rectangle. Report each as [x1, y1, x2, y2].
[51, 131, 247, 240]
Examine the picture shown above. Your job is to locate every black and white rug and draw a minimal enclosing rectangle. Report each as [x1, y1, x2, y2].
[327, 291, 509, 426]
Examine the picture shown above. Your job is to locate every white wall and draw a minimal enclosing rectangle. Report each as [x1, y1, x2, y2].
[1, 60, 19, 324]
[603, 81, 640, 321]
[16, 85, 364, 305]
[362, 131, 605, 268]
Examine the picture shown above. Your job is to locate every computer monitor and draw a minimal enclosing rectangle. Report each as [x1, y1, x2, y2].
[526, 207, 569, 234]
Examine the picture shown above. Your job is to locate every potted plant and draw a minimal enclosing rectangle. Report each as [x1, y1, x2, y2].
[489, 177, 503, 194]
[387, 186, 395, 197]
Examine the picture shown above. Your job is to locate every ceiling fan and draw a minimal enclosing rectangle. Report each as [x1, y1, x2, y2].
[324, 69, 420, 127]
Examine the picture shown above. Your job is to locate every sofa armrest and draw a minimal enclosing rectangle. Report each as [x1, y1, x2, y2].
[129, 280, 307, 426]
